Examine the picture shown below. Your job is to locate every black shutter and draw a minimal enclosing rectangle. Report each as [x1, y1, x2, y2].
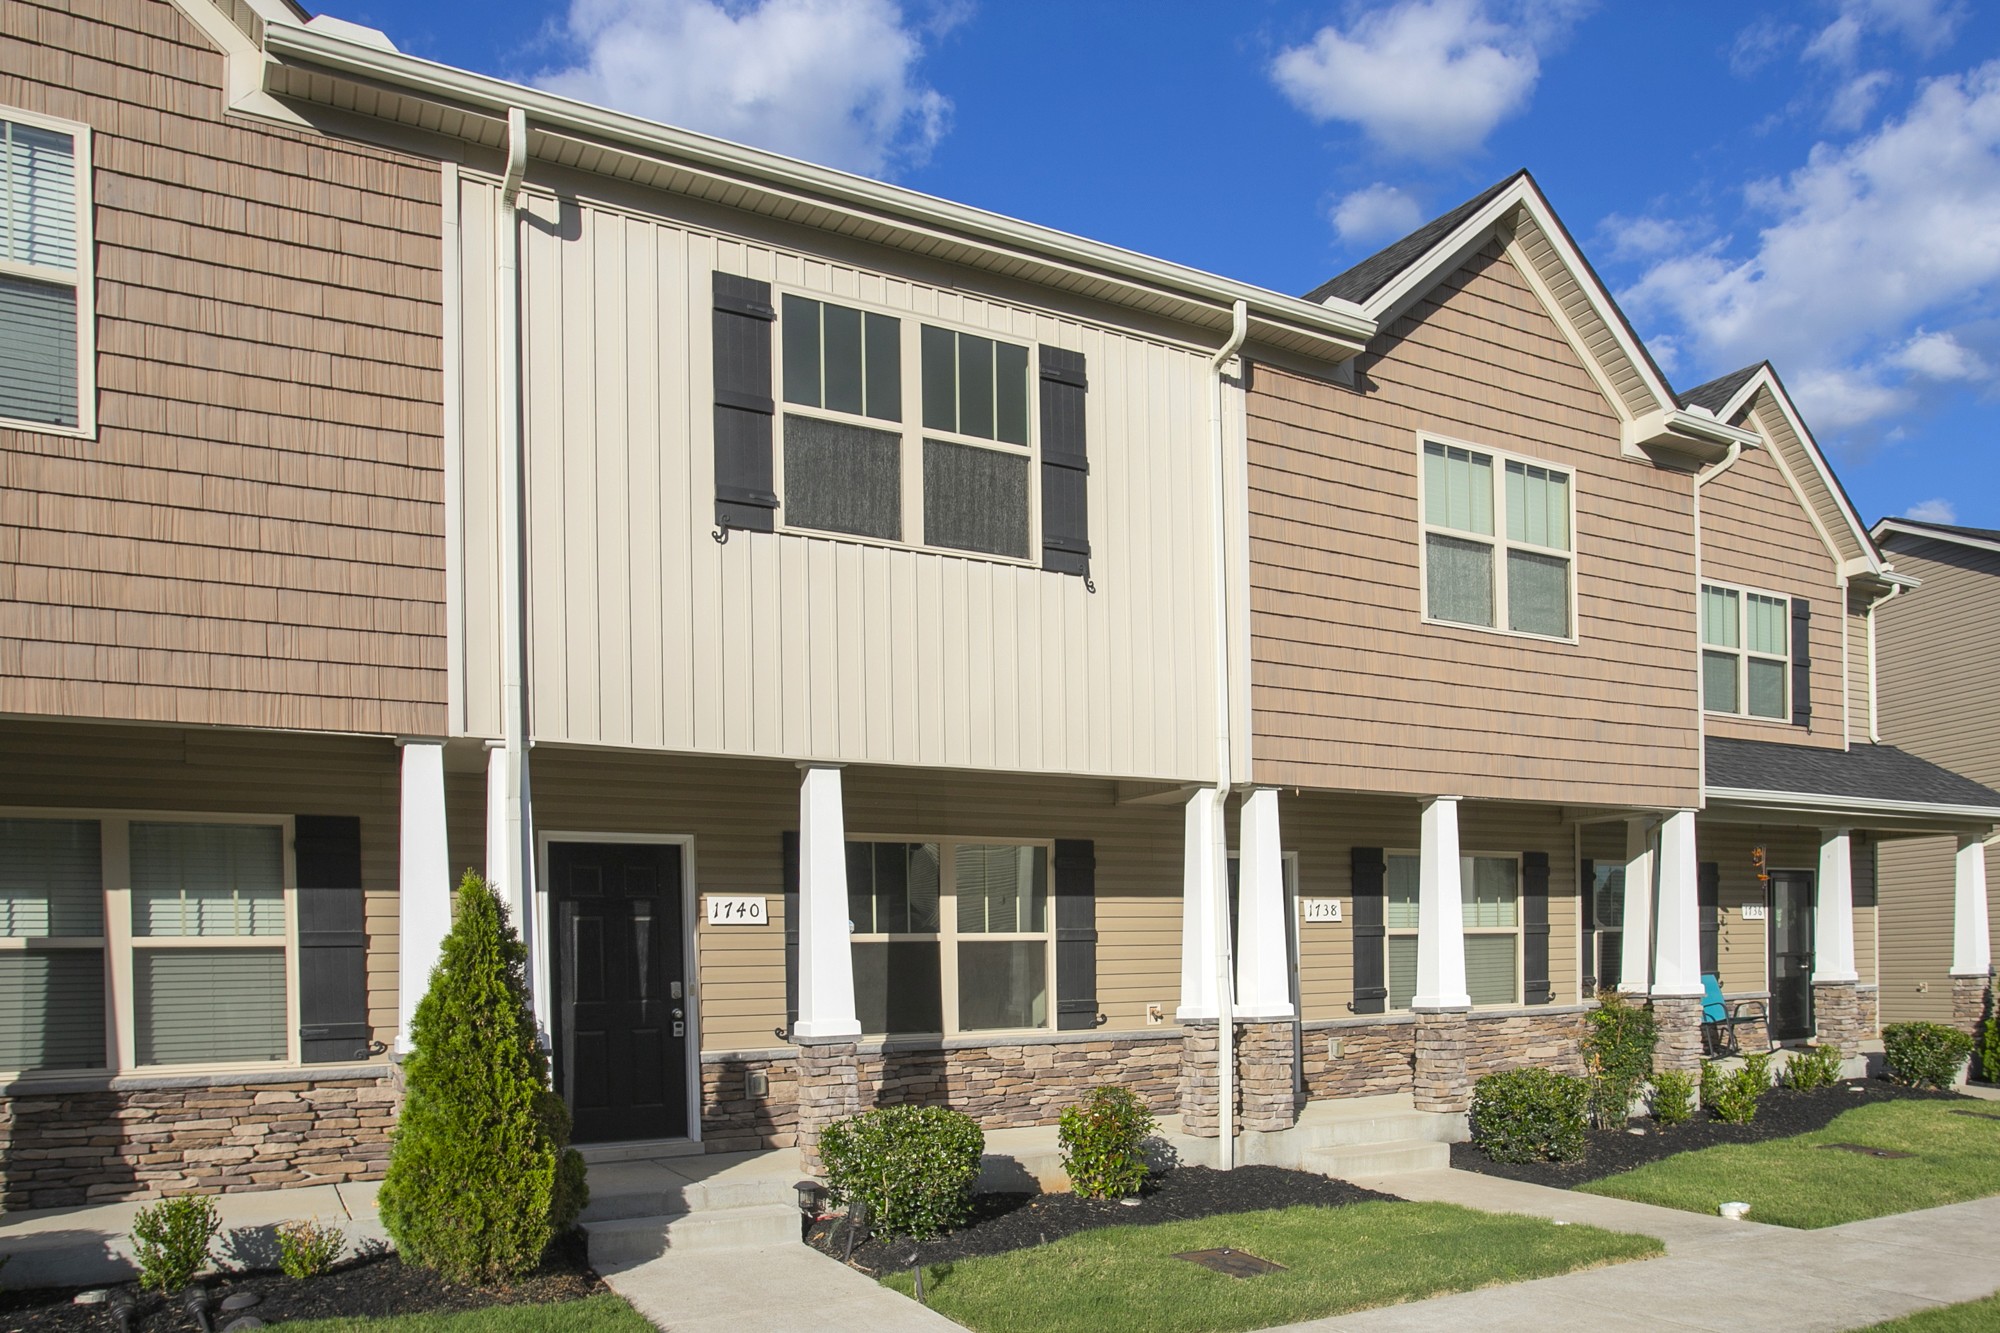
[713, 272, 779, 533]
[1349, 847, 1386, 1014]
[1790, 598, 1812, 727]
[1580, 859, 1597, 998]
[1054, 839, 1100, 1030]
[1522, 851, 1552, 1004]
[1039, 346, 1090, 578]
[1698, 861, 1721, 979]
[782, 831, 799, 1040]
[295, 815, 371, 1063]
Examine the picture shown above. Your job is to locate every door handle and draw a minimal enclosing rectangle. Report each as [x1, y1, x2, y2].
[672, 1007, 684, 1020]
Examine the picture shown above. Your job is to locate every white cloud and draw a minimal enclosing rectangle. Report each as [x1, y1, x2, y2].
[1904, 497, 1959, 522]
[1826, 69, 1894, 130]
[1331, 183, 1425, 244]
[1806, 0, 1967, 67]
[1599, 213, 1690, 261]
[1620, 61, 2000, 435]
[1270, 1, 1589, 159]
[534, 0, 952, 178]
[1730, 16, 1797, 77]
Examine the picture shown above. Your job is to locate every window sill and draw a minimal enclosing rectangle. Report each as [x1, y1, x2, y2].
[1702, 710, 1797, 727]
[770, 522, 1042, 573]
[0, 1060, 391, 1098]
[1419, 613, 1579, 648]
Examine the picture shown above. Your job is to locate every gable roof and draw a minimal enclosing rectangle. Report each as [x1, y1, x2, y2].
[1707, 737, 2000, 815]
[1304, 174, 1521, 306]
[1873, 517, 2000, 553]
[1678, 363, 1763, 415]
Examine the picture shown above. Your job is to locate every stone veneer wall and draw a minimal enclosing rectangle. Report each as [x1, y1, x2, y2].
[1951, 973, 1992, 1037]
[1298, 1018, 1414, 1099]
[1856, 986, 1880, 1043]
[1462, 1008, 1590, 1082]
[0, 1070, 398, 1211]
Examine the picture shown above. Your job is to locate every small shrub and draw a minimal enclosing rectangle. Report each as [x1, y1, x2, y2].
[819, 1105, 984, 1240]
[1582, 992, 1658, 1128]
[1058, 1086, 1155, 1200]
[1470, 1068, 1589, 1165]
[1650, 1069, 1695, 1127]
[1883, 1021, 1975, 1090]
[1700, 1059, 1763, 1124]
[1742, 1049, 1773, 1091]
[131, 1195, 220, 1293]
[1785, 1044, 1844, 1092]
[1977, 1011, 2000, 1085]
[276, 1218, 346, 1279]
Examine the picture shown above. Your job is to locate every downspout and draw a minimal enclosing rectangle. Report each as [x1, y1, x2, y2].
[1208, 300, 1248, 1168]
[496, 107, 539, 1019]
[1690, 441, 1745, 799]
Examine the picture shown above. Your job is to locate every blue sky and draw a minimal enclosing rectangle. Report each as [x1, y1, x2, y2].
[331, 0, 2000, 531]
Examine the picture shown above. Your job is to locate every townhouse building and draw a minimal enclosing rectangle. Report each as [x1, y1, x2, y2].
[0, 0, 1994, 1213]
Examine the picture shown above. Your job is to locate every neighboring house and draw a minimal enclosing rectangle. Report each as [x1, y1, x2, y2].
[1869, 517, 2000, 1035]
[2, 0, 1996, 1213]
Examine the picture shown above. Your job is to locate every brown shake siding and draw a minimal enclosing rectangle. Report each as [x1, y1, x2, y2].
[0, 0, 446, 736]
[1248, 242, 1699, 807]
[1697, 419, 1847, 748]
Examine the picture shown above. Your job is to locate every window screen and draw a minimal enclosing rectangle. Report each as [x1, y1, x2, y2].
[1426, 534, 1494, 626]
[924, 439, 1030, 560]
[783, 415, 902, 540]
[1506, 549, 1569, 637]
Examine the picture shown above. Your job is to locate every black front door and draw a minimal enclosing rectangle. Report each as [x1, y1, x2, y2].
[1768, 870, 1815, 1042]
[548, 841, 688, 1144]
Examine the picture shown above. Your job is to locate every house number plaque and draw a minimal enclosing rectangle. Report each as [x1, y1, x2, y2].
[1741, 904, 1766, 920]
[1300, 898, 1344, 923]
[706, 896, 768, 925]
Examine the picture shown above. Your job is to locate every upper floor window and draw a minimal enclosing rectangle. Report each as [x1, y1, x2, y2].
[1420, 439, 1573, 639]
[1702, 583, 1788, 719]
[0, 111, 92, 434]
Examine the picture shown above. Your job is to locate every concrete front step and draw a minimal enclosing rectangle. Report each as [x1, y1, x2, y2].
[582, 1202, 803, 1266]
[581, 1173, 797, 1223]
[1303, 1137, 1452, 1179]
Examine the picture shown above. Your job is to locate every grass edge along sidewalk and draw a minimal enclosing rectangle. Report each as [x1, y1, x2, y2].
[275, 1292, 654, 1332]
[1577, 1099, 2000, 1229]
[877, 1200, 1661, 1333]
[1861, 1292, 2000, 1332]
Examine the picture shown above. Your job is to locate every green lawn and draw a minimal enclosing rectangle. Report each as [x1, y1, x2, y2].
[1578, 1100, 2000, 1229]
[1861, 1293, 2000, 1331]
[878, 1201, 1661, 1333]
[281, 1293, 653, 1332]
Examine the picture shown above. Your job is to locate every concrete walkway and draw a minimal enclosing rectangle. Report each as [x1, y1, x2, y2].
[598, 1242, 960, 1332]
[1274, 1170, 2000, 1332]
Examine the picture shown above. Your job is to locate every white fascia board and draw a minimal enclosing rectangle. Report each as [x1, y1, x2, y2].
[259, 24, 1375, 355]
[167, 0, 310, 125]
[1622, 407, 1760, 459]
[1873, 518, 2000, 561]
[1705, 786, 2000, 825]
[1716, 367, 1882, 574]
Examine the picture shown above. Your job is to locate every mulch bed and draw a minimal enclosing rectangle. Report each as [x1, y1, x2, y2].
[805, 1164, 1400, 1275]
[1449, 1079, 1978, 1188]
[0, 1228, 605, 1333]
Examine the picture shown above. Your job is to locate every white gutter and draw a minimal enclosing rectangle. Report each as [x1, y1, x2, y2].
[1689, 440, 1747, 798]
[1704, 788, 2000, 824]
[1207, 300, 1248, 1169]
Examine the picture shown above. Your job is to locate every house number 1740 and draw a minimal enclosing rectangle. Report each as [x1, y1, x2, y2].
[705, 896, 768, 925]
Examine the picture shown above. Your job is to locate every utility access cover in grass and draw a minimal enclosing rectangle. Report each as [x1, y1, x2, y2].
[1816, 1143, 1915, 1159]
[1174, 1248, 1287, 1278]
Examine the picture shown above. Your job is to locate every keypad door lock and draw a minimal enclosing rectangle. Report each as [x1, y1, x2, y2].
[672, 1005, 685, 1038]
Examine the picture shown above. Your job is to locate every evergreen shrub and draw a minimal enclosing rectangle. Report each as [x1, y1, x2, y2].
[1058, 1086, 1155, 1200]
[1784, 1044, 1844, 1092]
[1650, 1069, 1696, 1127]
[1882, 1022, 1974, 1089]
[378, 871, 587, 1281]
[1470, 1068, 1588, 1164]
[276, 1218, 346, 1279]
[1981, 1011, 2000, 1085]
[130, 1196, 219, 1293]
[818, 1105, 984, 1240]
[1701, 1059, 1763, 1124]
[1583, 991, 1658, 1127]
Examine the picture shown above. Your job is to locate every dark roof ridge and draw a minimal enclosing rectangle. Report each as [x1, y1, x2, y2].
[1302, 171, 1525, 306]
[1877, 516, 2000, 545]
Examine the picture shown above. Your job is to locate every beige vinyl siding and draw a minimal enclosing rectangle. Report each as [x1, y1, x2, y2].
[1695, 822, 1829, 997]
[0, 717, 401, 1058]
[1248, 242, 1699, 808]
[1854, 834, 1878, 988]
[458, 748, 1187, 1051]
[0, 0, 447, 736]
[1877, 834, 1965, 1024]
[1698, 421, 1846, 748]
[1847, 589, 1873, 741]
[455, 173, 1219, 782]
[1282, 791, 1580, 1019]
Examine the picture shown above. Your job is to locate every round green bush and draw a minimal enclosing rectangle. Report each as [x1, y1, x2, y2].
[1470, 1068, 1589, 1164]
[1058, 1086, 1156, 1199]
[378, 871, 588, 1282]
[1649, 1068, 1696, 1127]
[1784, 1043, 1844, 1092]
[819, 1104, 985, 1240]
[1701, 1058, 1764, 1123]
[1882, 1021, 1974, 1090]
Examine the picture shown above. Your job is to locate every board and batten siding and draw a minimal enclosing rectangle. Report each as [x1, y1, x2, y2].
[0, 718, 403, 1058]
[1698, 420, 1848, 749]
[454, 174, 1221, 782]
[1247, 242, 1700, 808]
[0, 0, 447, 737]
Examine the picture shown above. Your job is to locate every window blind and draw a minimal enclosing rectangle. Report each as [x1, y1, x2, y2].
[1465, 935, 1518, 1007]
[1504, 460, 1569, 549]
[135, 947, 287, 1066]
[955, 844, 1047, 934]
[131, 823, 284, 937]
[0, 274, 77, 427]
[1424, 442, 1493, 534]
[0, 950, 103, 1071]
[2, 120, 76, 269]
[0, 818, 101, 937]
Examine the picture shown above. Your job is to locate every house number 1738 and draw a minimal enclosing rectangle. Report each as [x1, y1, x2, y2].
[705, 896, 768, 925]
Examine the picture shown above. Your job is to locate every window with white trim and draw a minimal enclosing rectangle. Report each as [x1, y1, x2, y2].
[848, 838, 1053, 1037]
[1421, 439, 1574, 639]
[1384, 851, 1521, 1009]
[1701, 583, 1788, 719]
[775, 294, 1037, 563]
[1, 110, 92, 433]
[0, 814, 294, 1077]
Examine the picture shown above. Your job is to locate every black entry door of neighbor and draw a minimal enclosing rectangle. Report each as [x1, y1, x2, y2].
[549, 842, 687, 1144]
[1767, 870, 1815, 1042]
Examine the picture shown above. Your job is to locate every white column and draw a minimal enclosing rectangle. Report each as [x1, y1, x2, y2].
[396, 740, 452, 1055]
[484, 741, 511, 900]
[1414, 797, 1469, 1010]
[1814, 828, 1858, 984]
[1954, 833, 1993, 977]
[1235, 788, 1293, 1019]
[794, 765, 860, 1040]
[1178, 788, 1223, 1020]
[486, 741, 546, 1035]
[1620, 818, 1656, 995]
[1652, 810, 1702, 996]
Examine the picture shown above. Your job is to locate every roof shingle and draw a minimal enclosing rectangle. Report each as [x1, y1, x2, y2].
[1706, 737, 2000, 810]
[1302, 173, 1521, 307]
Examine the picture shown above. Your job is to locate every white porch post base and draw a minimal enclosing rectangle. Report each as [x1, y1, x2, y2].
[1652, 810, 1702, 997]
[1413, 797, 1469, 1011]
[1177, 788, 1223, 1021]
[1620, 817, 1656, 995]
[793, 764, 860, 1041]
[396, 739, 452, 1055]
[1234, 788, 1293, 1020]
[1953, 834, 1992, 978]
[1813, 828, 1859, 985]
